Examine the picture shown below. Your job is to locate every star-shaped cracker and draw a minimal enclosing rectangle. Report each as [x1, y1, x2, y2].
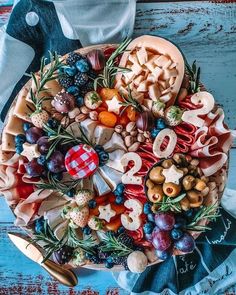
[162, 164, 184, 184]
[106, 96, 122, 115]
[21, 143, 41, 161]
[98, 204, 116, 222]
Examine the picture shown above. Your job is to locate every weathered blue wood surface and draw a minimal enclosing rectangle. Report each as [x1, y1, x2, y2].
[0, 1, 236, 294]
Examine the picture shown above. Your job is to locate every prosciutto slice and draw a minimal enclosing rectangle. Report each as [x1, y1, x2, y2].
[190, 108, 233, 176]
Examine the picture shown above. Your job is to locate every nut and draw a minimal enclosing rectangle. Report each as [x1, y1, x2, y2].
[185, 155, 192, 162]
[121, 130, 129, 137]
[194, 178, 207, 191]
[115, 125, 123, 133]
[190, 159, 200, 167]
[75, 113, 87, 122]
[126, 122, 136, 133]
[144, 131, 151, 138]
[162, 159, 174, 169]
[137, 134, 145, 143]
[149, 166, 165, 184]
[202, 186, 210, 197]
[61, 116, 70, 127]
[52, 112, 64, 121]
[180, 197, 190, 211]
[128, 142, 140, 152]
[89, 111, 98, 121]
[145, 138, 152, 143]
[138, 129, 144, 134]
[201, 176, 209, 183]
[130, 130, 138, 137]
[124, 135, 135, 147]
[80, 106, 90, 114]
[68, 107, 80, 119]
[208, 181, 217, 190]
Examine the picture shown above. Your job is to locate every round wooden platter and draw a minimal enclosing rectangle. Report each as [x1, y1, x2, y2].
[1, 43, 228, 272]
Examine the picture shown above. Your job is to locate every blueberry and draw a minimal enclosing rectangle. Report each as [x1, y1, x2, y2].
[150, 128, 160, 138]
[116, 183, 125, 194]
[88, 199, 97, 209]
[184, 208, 195, 219]
[171, 228, 184, 240]
[83, 226, 92, 235]
[155, 118, 166, 130]
[143, 222, 154, 234]
[95, 145, 104, 153]
[47, 119, 58, 128]
[105, 260, 114, 269]
[143, 202, 152, 215]
[117, 226, 125, 234]
[106, 256, 114, 264]
[67, 85, 80, 96]
[174, 216, 187, 229]
[67, 189, 75, 198]
[76, 59, 90, 73]
[114, 190, 121, 197]
[23, 122, 32, 132]
[147, 213, 155, 223]
[15, 134, 26, 144]
[75, 96, 84, 107]
[15, 145, 23, 154]
[155, 249, 171, 260]
[115, 195, 124, 204]
[64, 66, 77, 77]
[35, 217, 44, 234]
[53, 172, 63, 181]
[37, 155, 47, 166]
[85, 252, 92, 259]
[100, 152, 109, 162]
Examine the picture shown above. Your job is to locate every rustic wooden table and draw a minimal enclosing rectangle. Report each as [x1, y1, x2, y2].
[0, 1, 236, 294]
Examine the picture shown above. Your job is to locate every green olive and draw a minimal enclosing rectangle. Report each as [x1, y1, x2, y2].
[162, 159, 174, 169]
[149, 166, 165, 184]
[182, 175, 196, 191]
[163, 182, 181, 198]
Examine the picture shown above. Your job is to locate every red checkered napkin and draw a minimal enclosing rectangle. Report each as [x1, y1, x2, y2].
[65, 144, 99, 179]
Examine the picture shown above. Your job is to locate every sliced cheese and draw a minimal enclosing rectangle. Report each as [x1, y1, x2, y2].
[137, 80, 148, 92]
[103, 132, 126, 152]
[131, 89, 144, 103]
[4, 115, 24, 135]
[154, 55, 170, 68]
[133, 75, 144, 86]
[136, 47, 148, 65]
[94, 125, 114, 146]
[131, 62, 143, 76]
[53, 220, 69, 240]
[152, 67, 163, 80]
[148, 84, 161, 101]
[106, 149, 126, 172]
[98, 165, 123, 191]
[143, 99, 153, 110]
[93, 171, 111, 196]
[123, 71, 136, 84]
[1, 132, 15, 151]
[163, 68, 178, 80]
[144, 56, 157, 72]
[14, 88, 35, 122]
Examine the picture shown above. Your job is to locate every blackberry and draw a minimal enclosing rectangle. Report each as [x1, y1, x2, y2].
[66, 51, 82, 66]
[97, 248, 109, 260]
[117, 233, 134, 249]
[74, 72, 89, 87]
[111, 255, 127, 265]
[54, 245, 74, 265]
[122, 260, 129, 270]
[58, 74, 74, 89]
[89, 255, 101, 264]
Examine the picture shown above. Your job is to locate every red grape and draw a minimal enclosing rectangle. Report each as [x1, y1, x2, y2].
[37, 136, 51, 154]
[174, 232, 195, 253]
[152, 231, 172, 251]
[47, 151, 65, 173]
[25, 158, 44, 177]
[151, 226, 161, 238]
[155, 212, 175, 231]
[26, 127, 44, 144]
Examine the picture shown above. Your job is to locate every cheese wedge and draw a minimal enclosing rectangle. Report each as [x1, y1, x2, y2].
[103, 132, 126, 152]
[80, 119, 98, 142]
[4, 115, 24, 135]
[93, 171, 111, 196]
[94, 125, 114, 146]
[98, 165, 123, 191]
[106, 149, 126, 172]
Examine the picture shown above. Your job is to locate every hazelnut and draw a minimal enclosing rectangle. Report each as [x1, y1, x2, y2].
[128, 142, 140, 152]
[89, 111, 98, 121]
[115, 125, 123, 133]
[147, 185, 164, 203]
[61, 116, 70, 127]
[121, 130, 129, 137]
[125, 135, 135, 147]
[144, 131, 151, 138]
[202, 186, 210, 197]
[75, 113, 87, 122]
[130, 130, 138, 137]
[180, 197, 190, 211]
[201, 176, 209, 183]
[163, 182, 181, 197]
[137, 134, 145, 143]
[186, 190, 203, 207]
[194, 179, 207, 191]
[80, 106, 90, 114]
[126, 122, 136, 133]
[185, 155, 192, 162]
[188, 165, 198, 176]
[182, 175, 196, 191]
[162, 159, 174, 169]
[68, 107, 80, 119]
[149, 166, 165, 184]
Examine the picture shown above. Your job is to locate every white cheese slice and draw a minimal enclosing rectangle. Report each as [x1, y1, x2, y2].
[106, 149, 126, 172]
[148, 84, 161, 101]
[103, 132, 127, 152]
[152, 67, 163, 80]
[137, 80, 148, 92]
[94, 125, 114, 146]
[80, 118, 98, 142]
[136, 47, 148, 65]
[158, 80, 167, 89]
[38, 193, 69, 215]
[147, 74, 156, 83]
[98, 165, 123, 191]
[163, 59, 172, 69]
[131, 62, 143, 76]
[169, 62, 177, 69]
[53, 220, 69, 240]
[128, 53, 139, 65]
[4, 113, 24, 136]
[145, 56, 157, 72]
[154, 55, 170, 68]
[124, 71, 136, 84]
[93, 171, 111, 196]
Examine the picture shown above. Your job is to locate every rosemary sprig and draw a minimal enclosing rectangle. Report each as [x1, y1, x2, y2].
[99, 232, 133, 257]
[30, 52, 63, 110]
[120, 86, 143, 115]
[153, 194, 186, 213]
[186, 203, 220, 232]
[36, 172, 79, 195]
[184, 59, 201, 94]
[94, 38, 131, 90]
[43, 123, 93, 159]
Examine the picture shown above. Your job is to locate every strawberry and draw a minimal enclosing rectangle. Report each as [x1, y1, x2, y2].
[165, 105, 183, 126]
[31, 110, 49, 128]
[84, 91, 102, 110]
[88, 215, 104, 230]
[75, 189, 94, 206]
[152, 100, 166, 118]
[69, 206, 89, 228]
